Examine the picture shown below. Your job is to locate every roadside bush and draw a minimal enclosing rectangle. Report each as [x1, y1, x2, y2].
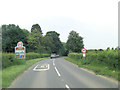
[68, 50, 118, 70]
[2, 52, 49, 69]
[2, 53, 23, 69]
[26, 52, 40, 60]
[68, 53, 82, 60]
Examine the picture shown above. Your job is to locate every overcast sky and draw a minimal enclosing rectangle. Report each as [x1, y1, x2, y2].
[0, 0, 119, 49]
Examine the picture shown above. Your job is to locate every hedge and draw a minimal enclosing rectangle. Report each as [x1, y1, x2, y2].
[2, 52, 49, 69]
[68, 50, 119, 70]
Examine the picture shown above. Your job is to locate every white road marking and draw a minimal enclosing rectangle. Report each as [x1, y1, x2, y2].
[53, 62, 55, 66]
[48, 64, 50, 69]
[53, 60, 55, 66]
[33, 65, 38, 70]
[55, 67, 61, 76]
[41, 66, 44, 67]
[65, 84, 70, 90]
[33, 64, 49, 71]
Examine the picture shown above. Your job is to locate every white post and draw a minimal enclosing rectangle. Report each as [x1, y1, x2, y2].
[83, 53, 86, 60]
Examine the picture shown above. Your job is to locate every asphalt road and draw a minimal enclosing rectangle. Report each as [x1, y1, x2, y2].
[10, 57, 118, 88]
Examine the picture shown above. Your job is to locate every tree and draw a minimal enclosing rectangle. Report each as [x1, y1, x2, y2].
[66, 30, 84, 53]
[62, 42, 68, 56]
[106, 47, 110, 51]
[27, 29, 43, 53]
[42, 36, 55, 53]
[46, 31, 64, 55]
[21, 29, 30, 52]
[31, 24, 42, 34]
[111, 47, 114, 50]
[2, 24, 29, 52]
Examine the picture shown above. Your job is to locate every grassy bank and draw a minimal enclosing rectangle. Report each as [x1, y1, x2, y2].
[64, 51, 119, 81]
[2, 57, 48, 88]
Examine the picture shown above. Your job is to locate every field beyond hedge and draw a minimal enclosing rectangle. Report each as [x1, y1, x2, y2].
[65, 50, 120, 81]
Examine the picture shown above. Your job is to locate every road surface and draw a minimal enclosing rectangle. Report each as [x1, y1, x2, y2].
[10, 57, 118, 88]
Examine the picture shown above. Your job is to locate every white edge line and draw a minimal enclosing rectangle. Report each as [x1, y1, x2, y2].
[55, 67, 61, 76]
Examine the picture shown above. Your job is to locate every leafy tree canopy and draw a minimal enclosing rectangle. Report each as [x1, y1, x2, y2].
[31, 24, 42, 34]
[42, 36, 55, 53]
[66, 30, 84, 53]
[27, 29, 43, 53]
[45, 31, 64, 55]
[2, 24, 29, 52]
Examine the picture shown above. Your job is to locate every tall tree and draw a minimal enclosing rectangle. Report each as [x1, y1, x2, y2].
[27, 29, 44, 53]
[2, 24, 29, 52]
[62, 42, 69, 56]
[42, 36, 55, 53]
[21, 29, 30, 52]
[31, 24, 42, 34]
[66, 30, 84, 53]
[46, 31, 64, 55]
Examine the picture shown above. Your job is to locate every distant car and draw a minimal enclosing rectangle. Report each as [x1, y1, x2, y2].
[50, 53, 56, 59]
[56, 55, 59, 57]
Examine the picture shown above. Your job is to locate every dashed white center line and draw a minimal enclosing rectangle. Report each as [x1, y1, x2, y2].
[65, 84, 70, 90]
[53, 61, 55, 66]
[53, 62, 55, 66]
[55, 67, 61, 76]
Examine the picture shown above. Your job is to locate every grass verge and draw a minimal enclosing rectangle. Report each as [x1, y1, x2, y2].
[64, 57, 119, 81]
[2, 57, 48, 88]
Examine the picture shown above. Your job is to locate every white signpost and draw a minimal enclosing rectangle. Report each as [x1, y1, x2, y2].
[83, 53, 86, 57]
[81, 48, 87, 59]
[15, 41, 25, 59]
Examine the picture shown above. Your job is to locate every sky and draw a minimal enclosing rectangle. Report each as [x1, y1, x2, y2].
[0, 0, 119, 49]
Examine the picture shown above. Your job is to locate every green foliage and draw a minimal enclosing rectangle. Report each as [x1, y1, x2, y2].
[66, 30, 84, 53]
[111, 47, 114, 50]
[1, 24, 66, 55]
[46, 31, 65, 55]
[62, 42, 69, 56]
[27, 29, 43, 53]
[68, 50, 119, 70]
[31, 24, 42, 34]
[2, 24, 29, 52]
[21, 29, 29, 52]
[2, 53, 22, 69]
[42, 36, 55, 53]
[2, 53, 49, 69]
[106, 47, 110, 51]
[66, 50, 119, 80]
